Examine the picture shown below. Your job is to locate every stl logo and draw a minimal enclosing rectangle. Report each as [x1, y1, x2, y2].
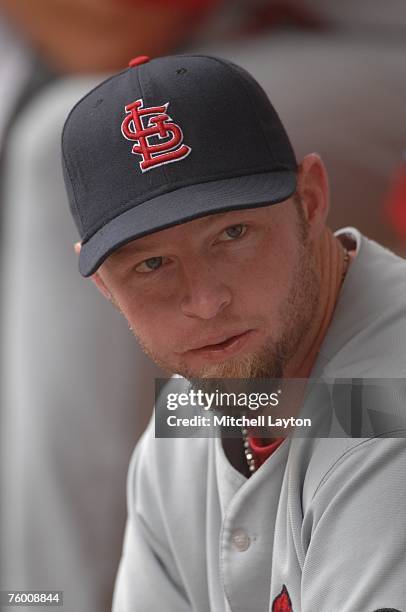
[121, 98, 192, 172]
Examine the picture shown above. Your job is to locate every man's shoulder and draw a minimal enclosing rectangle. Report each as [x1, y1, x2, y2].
[295, 436, 406, 514]
[131, 410, 211, 481]
[127, 399, 211, 509]
[318, 229, 406, 377]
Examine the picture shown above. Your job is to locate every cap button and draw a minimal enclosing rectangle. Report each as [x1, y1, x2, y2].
[128, 55, 150, 68]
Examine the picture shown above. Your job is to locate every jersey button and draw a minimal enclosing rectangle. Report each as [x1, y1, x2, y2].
[231, 528, 251, 552]
[128, 55, 150, 68]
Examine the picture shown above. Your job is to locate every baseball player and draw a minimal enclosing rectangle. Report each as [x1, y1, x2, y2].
[61, 54, 406, 611]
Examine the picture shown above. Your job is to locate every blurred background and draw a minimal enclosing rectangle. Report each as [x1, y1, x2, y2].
[0, 1, 405, 610]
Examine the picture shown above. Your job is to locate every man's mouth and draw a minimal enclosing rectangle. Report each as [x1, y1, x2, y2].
[183, 330, 256, 362]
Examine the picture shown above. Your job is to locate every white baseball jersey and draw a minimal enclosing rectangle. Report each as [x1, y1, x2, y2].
[112, 228, 406, 612]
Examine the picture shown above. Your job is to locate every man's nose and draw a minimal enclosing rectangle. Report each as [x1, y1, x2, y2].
[180, 264, 232, 320]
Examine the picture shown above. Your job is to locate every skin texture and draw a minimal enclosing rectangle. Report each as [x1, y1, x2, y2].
[80, 154, 351, 382]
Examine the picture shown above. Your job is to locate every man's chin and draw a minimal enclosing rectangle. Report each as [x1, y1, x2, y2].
[179, 349, 284, 381]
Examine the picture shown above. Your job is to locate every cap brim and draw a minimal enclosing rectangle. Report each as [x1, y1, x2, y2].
[79, 170, 296, 277]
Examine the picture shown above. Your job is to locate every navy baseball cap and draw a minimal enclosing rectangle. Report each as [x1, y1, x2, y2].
[62, 54, 297, 277]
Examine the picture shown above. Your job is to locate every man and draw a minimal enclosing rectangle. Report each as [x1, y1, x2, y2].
[62, 54, 406, 611]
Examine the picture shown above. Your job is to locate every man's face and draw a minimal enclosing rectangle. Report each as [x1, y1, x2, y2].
[97, 198, 320, 379]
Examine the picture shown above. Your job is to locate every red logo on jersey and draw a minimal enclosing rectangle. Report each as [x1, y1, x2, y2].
[121, 98, 191, 172]
[272, 585, 293, 612]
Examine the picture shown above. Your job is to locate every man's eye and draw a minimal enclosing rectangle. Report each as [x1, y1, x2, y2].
[220, 224, 247, 241]
[135, 256, 163, 273]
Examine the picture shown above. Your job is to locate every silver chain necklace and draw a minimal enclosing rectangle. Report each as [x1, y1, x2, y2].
[241, 427, 257, 473]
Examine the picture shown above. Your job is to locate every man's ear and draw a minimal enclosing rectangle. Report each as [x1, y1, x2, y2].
[91, 271, 113, 302]
[296, 153, 329, 239]
[74, 241, 112, 301]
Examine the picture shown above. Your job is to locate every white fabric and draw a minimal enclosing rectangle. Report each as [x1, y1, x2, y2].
[113, 229, 406, 611]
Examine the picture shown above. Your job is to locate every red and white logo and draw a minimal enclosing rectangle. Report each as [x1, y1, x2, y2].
[121, 98, 191, 172]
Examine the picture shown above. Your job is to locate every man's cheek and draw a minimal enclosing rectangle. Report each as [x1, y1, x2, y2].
[141, 327, 172, 357]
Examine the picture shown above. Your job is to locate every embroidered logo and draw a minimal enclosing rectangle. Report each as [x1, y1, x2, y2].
[121, 98, 191, 172]
[272, 585, 293, 612]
